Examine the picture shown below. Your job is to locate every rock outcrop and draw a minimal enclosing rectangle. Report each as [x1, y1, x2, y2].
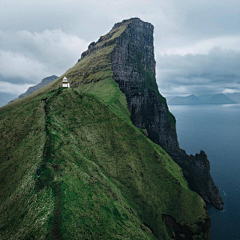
[175, 150, 224, 209]
[107, 18, 223, 210]
[110, 18, 179, 153]
[1, 18, 216, 240]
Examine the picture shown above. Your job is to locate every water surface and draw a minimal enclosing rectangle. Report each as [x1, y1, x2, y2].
[168, 104, 240, 240]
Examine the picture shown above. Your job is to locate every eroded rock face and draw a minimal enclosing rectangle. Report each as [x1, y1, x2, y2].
[174, 150, 224, 209]
[110, 18, 223, 210]
[111, 18, 179, 153]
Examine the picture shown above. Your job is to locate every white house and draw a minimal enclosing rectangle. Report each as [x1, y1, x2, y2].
[62, 76, 70, 88]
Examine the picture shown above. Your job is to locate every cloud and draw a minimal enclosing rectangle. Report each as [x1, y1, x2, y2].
[0, 0, 239, 97]
[0, 29, 88, 84]
[222, 89, 240, 94]
[157, 47, 240, 98]
[157, 35, 240, 55]
[0, 50, 48, 81]
[0, 81, 32, 94]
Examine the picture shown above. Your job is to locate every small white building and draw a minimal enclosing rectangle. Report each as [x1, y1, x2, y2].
[62, 76, 70, 88]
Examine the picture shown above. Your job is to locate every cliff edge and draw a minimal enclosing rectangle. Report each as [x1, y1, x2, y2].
[80, 17, 223, 210]
[0, 17, 221, 239]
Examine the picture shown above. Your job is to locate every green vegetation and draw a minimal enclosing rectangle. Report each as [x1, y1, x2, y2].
[0, 19, 208, 239]
[0, 83, 208, 239]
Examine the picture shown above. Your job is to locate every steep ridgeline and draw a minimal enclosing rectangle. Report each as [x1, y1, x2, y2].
[80, 18, 223, 209]
[109, 18, 223, 210]
[79, 19, 179, 153]
[111, 20, 180, 152]
[1, 18, 214, 239]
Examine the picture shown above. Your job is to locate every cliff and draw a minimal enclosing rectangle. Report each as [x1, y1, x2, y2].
[0, 18, 217, 239]
[109, 18, 223, 209]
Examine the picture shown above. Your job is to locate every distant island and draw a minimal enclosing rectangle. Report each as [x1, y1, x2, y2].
[169, 93, 238, 105]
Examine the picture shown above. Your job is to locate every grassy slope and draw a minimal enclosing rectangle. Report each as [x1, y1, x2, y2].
[0, 21, 129, 113]
[0, 20, 208, 239]
[0, 82, 208, 239]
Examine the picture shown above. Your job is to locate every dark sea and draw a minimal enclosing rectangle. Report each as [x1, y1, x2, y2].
[168, 104, 240, 240]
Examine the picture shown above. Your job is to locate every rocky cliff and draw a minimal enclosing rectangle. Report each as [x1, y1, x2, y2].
[174, 150, 223, 209]
[80, 17, 223, 210]
[112, 18, 223, 209]
[111, 19, 179, 153]
[1, 18, 220, 239]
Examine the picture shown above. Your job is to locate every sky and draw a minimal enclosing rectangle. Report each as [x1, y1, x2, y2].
[0, 0, 239, 100]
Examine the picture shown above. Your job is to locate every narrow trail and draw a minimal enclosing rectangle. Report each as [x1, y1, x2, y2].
[51, 182, 62, 240]
[41, 91, 63, 240]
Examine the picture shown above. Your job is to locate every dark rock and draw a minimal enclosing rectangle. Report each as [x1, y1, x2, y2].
[174, 150, 224, 210]
[88, 41, 96, 49]
[110, 18, 223, 210]
[111, 18, 179, 153]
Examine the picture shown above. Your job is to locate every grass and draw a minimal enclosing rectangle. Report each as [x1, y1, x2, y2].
[1, 20, 128, 112]
[0, 85, 208, 239]
[0, 19, 209, 239]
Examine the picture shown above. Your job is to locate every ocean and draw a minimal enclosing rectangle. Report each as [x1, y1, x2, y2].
[168, 104, 240, 240]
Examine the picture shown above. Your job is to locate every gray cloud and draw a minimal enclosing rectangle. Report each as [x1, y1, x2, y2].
[0, 0, 239, 97]
[1, 0, 239, 43]
[0, 81, 32, 94]
[157, 48, 240, 98]
[0, 29, 88, 93]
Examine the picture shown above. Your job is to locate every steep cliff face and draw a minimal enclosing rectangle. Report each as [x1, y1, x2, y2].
[108, 18, 223, 210]
[175, 150, 224, 209]
[1, 18, 213, 240]
[110, 19, 179, 153]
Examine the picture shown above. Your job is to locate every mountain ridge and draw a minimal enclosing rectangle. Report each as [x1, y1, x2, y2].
[0, 18, 217, 239]
[226, 92, 240, 103]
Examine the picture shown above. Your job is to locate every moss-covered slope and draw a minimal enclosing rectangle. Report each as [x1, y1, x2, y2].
[0, 83, 209, 239]
[0, 18, 210, 239]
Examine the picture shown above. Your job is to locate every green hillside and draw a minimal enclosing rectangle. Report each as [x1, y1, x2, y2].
[0, 19, 210, 239]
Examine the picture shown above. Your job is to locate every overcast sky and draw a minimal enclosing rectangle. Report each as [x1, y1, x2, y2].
[0, 0, 239, 99]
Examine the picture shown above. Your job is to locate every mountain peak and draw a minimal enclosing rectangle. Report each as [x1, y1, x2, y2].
[1, 18, 222, 239]
[112, 17, 153, 30]
[206, 93, 236, 104]
[169, 94, 201, 105]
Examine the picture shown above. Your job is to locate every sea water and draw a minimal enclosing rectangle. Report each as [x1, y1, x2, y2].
[168, 104, 240, 240]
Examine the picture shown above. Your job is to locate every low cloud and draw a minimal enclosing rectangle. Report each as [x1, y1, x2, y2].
[222, 89, 240, 94]
[157, 35, 240, 56]
[0, 29, 88, 85]
[0, 50, 48, 81]
[0, 81, 32, 94]
[157, 47, 240, 98]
